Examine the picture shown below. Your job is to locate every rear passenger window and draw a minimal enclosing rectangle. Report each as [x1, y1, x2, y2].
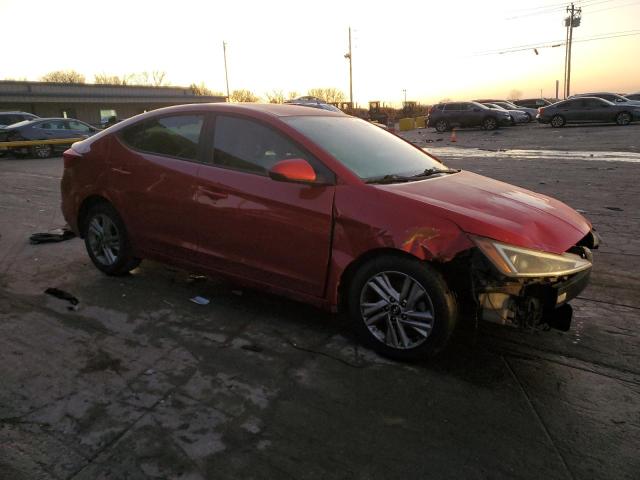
[121, 115, 204, 160]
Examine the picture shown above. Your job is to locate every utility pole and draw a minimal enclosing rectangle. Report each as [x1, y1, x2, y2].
[344, 27, 353, 106]
[402, 89, 407, 104]
[223, 41, 230, 101]
[556, 79, 559, 100]
[564, 3, 581, 98]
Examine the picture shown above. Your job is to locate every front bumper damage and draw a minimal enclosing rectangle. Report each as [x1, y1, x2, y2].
[447, 229, 599, 332]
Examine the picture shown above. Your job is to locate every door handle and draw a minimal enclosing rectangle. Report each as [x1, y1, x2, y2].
[198, 186, 228, 200]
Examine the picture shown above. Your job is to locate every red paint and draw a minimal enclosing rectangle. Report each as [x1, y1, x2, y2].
[61, 104, 593, 312]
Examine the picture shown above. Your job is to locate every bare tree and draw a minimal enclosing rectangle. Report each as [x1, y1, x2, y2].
[190, 82, 225, 96]
[287, 91, 299, 100]
[265, 89, 285, 104]
[439, 97, 451, 103]
[40, 70, 86, 83]
[307, 87, 345, 103]
[508, 89, 523, 101]
[94, 73, 125, 85]
[230, 89, 260, 103]
[151, 70, 168, 86]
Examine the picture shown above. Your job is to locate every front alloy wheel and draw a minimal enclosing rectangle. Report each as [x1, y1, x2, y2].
[347, 255, 457, 360]
[360, 271, 435, 350]
[616, 112, 631, 126]
[483, 117, 497, 130]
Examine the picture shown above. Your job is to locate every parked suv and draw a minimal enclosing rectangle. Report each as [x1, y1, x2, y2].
[427, 102, 511, 132]
[0, 111, 38, 128]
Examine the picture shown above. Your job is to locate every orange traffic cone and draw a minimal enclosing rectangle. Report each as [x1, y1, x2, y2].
[450, 128, 457, 143]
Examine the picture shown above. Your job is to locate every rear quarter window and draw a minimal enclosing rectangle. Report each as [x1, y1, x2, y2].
[121, 114, 204, 160]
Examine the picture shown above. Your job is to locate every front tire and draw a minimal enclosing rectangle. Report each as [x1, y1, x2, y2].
[347, 255, 457, 361]
[83, 202, 140, 276]
[483, 117, 498, 130]
[616, 112, 632, 126]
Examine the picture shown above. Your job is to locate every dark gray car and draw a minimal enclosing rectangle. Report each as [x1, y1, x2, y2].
[0, 118, 99, 158]
[0, 111, 38, 128]
[536, 97, 640, 127]
[427, 101, 511, 132]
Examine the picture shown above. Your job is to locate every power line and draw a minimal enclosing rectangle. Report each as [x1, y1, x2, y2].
[471, 28, 640, 56]
[506, 0, 616, 19]
[587, 0, 640, 13]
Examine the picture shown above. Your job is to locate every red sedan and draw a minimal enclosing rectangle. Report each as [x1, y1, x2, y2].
[61, 104, 598, 360]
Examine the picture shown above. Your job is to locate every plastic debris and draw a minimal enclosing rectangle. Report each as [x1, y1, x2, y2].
[605, 206, 623, 211]
[45, 288, 79, 307]
[30, 228, 75, 245]
[190, 296, 210, 305]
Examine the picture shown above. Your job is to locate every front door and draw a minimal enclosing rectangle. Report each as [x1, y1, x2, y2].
[195, 114, 335, 297]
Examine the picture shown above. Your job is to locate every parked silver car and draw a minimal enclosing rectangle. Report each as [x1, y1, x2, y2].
[481, 103, 529, 125]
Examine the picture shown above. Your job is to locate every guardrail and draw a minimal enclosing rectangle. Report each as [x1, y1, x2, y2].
[0, 138, 85, 149]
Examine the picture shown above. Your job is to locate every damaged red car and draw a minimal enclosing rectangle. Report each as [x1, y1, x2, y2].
[61, 104, 599, 360]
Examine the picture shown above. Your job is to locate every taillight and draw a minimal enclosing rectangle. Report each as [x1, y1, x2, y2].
[63, 148, 83, 168]
[538, 107, 545, 114]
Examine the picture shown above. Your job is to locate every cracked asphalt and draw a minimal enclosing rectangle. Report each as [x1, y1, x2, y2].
[1, 131, 639, 479]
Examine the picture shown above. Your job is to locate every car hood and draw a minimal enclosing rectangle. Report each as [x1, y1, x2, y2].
[377, 170, 591, 254]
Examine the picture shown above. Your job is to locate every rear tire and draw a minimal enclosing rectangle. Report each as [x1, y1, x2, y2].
[31, 144, 52, 159]
[435, 119, 449, 133]
[83, 202, 140, 276]
[616, 112, 632, 126]
[347, 255, 457, 361]
[550, 115, 565, 128]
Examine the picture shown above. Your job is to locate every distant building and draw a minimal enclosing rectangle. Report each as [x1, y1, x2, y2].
[0, 81, 227, 125]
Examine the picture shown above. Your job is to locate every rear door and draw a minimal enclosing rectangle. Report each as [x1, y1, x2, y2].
[111, 113, 205, 262]
[194, 114, 335, 297]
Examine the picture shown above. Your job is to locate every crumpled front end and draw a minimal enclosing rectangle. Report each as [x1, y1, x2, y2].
[466, 229, 600, 331]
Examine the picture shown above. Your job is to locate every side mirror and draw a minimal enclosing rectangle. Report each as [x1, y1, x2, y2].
[268, 158, 317, 183]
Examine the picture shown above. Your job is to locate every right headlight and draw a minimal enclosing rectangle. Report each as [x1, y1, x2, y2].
[472, 236, 592, 278]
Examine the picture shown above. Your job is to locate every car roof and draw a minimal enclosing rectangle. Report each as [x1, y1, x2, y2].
[0, 111, 36, 115]
[151, 103, 346, 118]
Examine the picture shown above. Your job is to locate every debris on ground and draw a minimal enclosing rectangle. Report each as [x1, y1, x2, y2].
[188, 273, 207, 283]
[605, 206, 623, 211]
[241, 344, 263, 353]
[44, 288, 79, 309]
[232, 290, 243, 296]
[190, 296, 210, 305]
[29, 228, 75, 245]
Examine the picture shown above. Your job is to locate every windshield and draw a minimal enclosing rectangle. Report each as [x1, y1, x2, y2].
[282, 116, 444, 180]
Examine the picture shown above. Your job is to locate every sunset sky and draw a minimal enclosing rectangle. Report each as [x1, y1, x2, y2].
[1, 0, 639, 105]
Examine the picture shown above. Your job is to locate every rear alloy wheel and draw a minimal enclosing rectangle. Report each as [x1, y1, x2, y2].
[550, 115, 565, 128]
[616, 112, 631, 126]
[83, 203, 140, 276]
[31, 144, 52, 159]
[483, 117, 497, 130]
[347, 256, 457, 361]
[435, 119, 449, 132]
